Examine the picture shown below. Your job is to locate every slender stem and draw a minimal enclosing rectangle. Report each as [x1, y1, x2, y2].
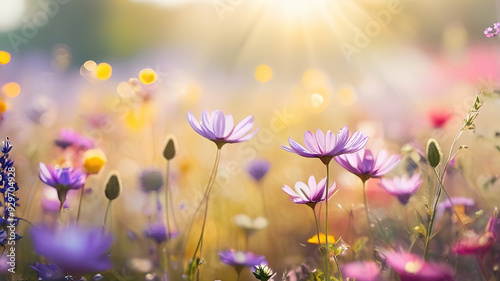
[313, 208, 327, 278]
[76, 184, 86, 224]
[191, 147, 222, 278]
[431, 168, 466, 230]
[102, 200, 112, 233]
[477, 255, 489, 281]
[325, 164, 343, 281]
[424, 176, 442, 260]
[362, 180, 371, 233]
[165, 160, 172, 232]
[57, 201, 64, 226]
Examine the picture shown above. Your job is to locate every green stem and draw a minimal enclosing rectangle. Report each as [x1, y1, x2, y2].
[313, 208, 327, 279]
[362, 180, 371, 233]
[325, 163, 343, 281]
[102, 200, 112, 233]
[477, 255, 489, 281]
[76, 184, 86, 224]
[191, 147, 222, 279]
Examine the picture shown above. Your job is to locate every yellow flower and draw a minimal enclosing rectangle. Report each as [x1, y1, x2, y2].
[307, 233, 336, 245]
[83, 148, 107, 174]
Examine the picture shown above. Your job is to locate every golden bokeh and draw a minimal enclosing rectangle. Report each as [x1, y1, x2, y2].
[302, 69, 328, 89]
[0, 51, 11, 65]
[138, 68, 157, 85]
[2, 82, 21, 97]
[254, 64, 273, 83]
[95, 63, 113, 81]
[0, 101, 7, 113]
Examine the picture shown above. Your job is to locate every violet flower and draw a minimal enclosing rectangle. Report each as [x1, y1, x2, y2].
[380, 173, 423, 205]
[31, 226, 114, 274]
[31, 263, 66, 281]
[39, 163, 86, 191]
[436, 196, 475, 223]
[143, 221, 177, 244]
[246, 159, 271, 182]
[341, 261, 380, 281]
[282, 175, 338, 207]
[335, 149, 401, 182]
[187, 110, 258, 147]
[39, 163, 86, 208]
[282, 126, 368, 164]
[385, 252, 454, 281]
[54, 128, 94, 150]
[218, 249, 266, 268]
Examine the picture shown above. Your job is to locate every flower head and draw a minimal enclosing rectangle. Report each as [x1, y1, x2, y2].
[39, 163, 86, 192]
[143, 221, 177, 244]
[187, 110, 258, 147]
[436, 196, 475, 224]
[282, 126, 368, 164]
[380, 173, 423, 205]
[246, 159, 271, 182]
[139, 168, 164, 192]
[31, 226, 114, 274]
[341, 261, 380, 281]
[253, 263, 276, 281]
[218, 249, 266, 268]
[282, 175, 338, 207]
[54, 129, 94, 150]
[335, 149, 401, 182]
[484, 23, 500, 38]
[453, 230, 495, 256]
[30, 263, 66, 281]
[233, 214, 268, 232]
[385, 252, 454, 281]
[83, 148, 107, 174]
[307, 233, 336, 245]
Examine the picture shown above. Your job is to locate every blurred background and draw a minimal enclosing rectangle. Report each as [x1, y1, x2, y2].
[1, 0, 500, 280]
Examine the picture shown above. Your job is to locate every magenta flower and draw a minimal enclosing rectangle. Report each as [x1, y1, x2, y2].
[282, 175, 338, 207]
[218, 249, 266, 268]
[246, 159, 271, 182]
[484, 23, 500, 38]
[282, 126, 368, 164]
[54, 128, 94, 150]
[453, 230, 495, 256]
[187, 110, 258, 146]
[385, 252, 454, 281]
[335, 149, 401, 182]
[341, 261, 380, 281]
[380, 173, 423, 205]
[31, 226, 114, 274]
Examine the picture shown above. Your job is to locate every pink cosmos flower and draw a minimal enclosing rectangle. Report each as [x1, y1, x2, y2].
[385, 252, 454, 281]
[380, 174, 423, 205]
[341, 261, 380, 281]
[187, 110, 258, 146]
[282, 126, 368, 164]
[335, 149, 401, 182]
[282, 175, 338, 207]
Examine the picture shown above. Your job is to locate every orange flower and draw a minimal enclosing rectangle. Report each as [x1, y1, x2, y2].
[307, 233, 335, 245]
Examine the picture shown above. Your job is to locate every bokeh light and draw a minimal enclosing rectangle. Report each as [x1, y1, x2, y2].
[0, 100, 7, 113]
[138, 68, 157, 84]
[2, 82, 21, 97]
[254, 64, 273, 83]
[0, 51, 11, 65]
[94, 63, 113, 81]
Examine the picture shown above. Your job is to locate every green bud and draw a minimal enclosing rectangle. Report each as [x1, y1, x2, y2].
[105, 172, 122, 201]
[426, 138, 442, 168]
[163, 135, 177, 161]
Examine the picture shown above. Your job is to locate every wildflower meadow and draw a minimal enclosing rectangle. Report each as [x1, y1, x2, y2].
[1, 1, 500, 280]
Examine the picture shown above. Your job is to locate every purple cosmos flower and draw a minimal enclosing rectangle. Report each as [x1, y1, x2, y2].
[187, 110, 258, 146]
[246, 159, 271, 182]
[218, 249, 267, 268]
[282, 127, 368, 164]
[54, 128, 94, 150]
[282, 175, 338, 207]
[341, 261, 380, 281]
[39, 163, 86, 191]
[484, 23, 500, 38]
[335, 149, 401, 182]
[143, 221, 177, 244]
[31, 226, 114, 274]
[385, 252, 454, 281]
[436, 196, 475, 223]
[31, 263, 66, 281]
[380, 173, 423, 205]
